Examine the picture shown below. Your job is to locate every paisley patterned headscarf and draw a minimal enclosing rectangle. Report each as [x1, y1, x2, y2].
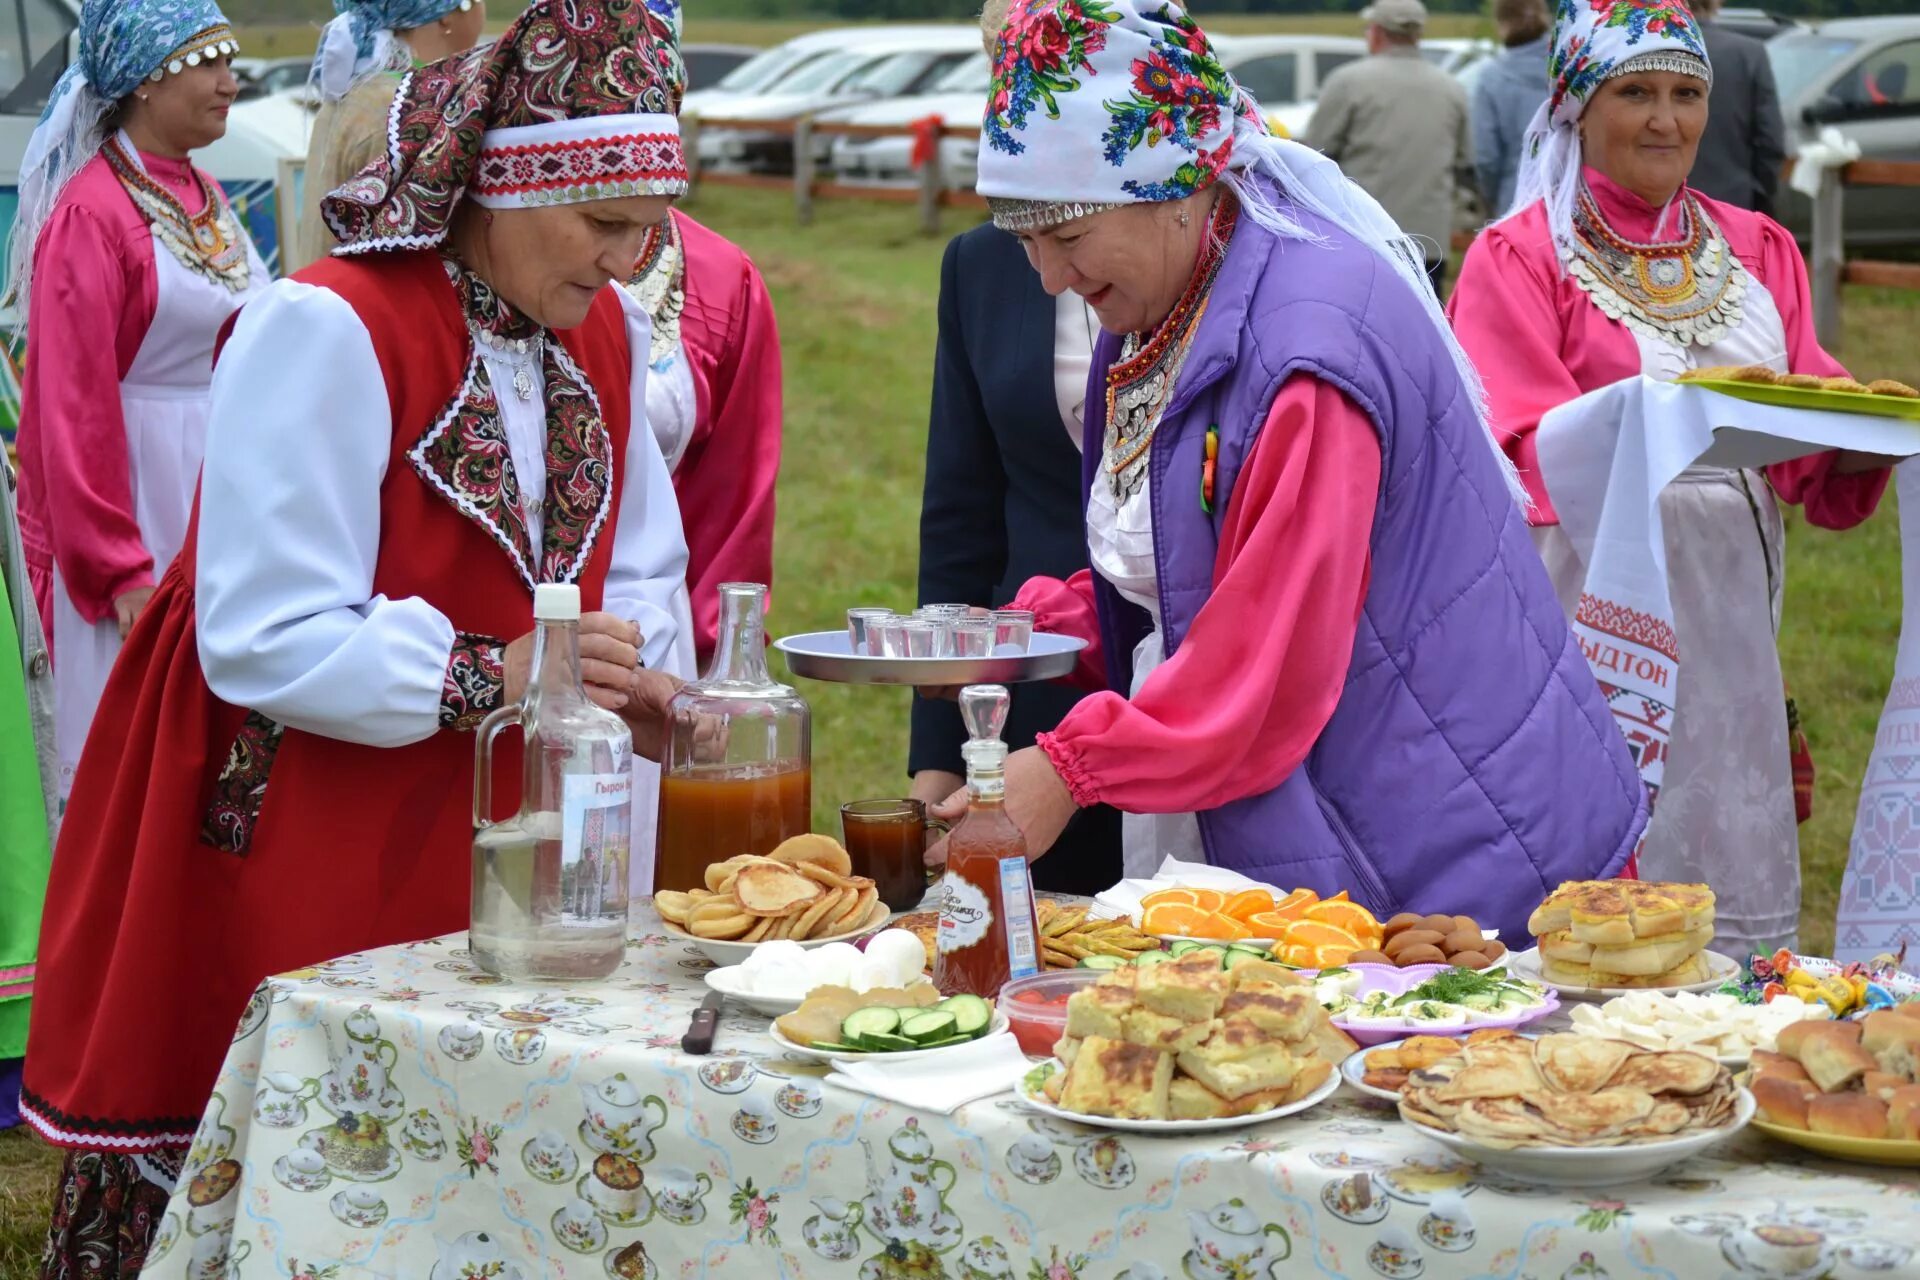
[976, 0, 1528, 506]
[6, 0, 238, 309]
[311, 0, 477, 103]
[1506, 0, 1712, 263]
[322, 0, 687, 254]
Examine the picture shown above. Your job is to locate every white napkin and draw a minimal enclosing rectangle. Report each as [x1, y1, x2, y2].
[824, 1033, 1031, 1115]
[1091, 855, 1268, 924]
[1789, 127, 1863, 201]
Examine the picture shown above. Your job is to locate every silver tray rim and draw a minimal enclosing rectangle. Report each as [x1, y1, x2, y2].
[772, 630, 1086, 686]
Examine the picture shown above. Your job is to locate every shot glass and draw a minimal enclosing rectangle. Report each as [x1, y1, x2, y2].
[884, 619, 937, 659]
[951, 616, 993, 658]
[991, 608, 1035, 654]
[846, 607, 892, 654]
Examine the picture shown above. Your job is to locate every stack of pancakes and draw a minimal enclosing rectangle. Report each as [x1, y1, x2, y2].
[1528, 881, 1715, 988]
[1399, 1032, 1739, 1149]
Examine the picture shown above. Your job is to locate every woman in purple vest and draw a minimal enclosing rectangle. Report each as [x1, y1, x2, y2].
[930, 0, 1646, 939]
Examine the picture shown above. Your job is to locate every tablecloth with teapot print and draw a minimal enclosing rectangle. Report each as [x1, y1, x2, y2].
[139, 911, 1920, 1280]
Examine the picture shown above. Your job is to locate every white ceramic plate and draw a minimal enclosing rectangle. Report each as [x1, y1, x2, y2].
[1015, 1059, 1342, 1133]
[659, 900, 891, 968]
[1341, 1044, 1405, 1104]
[768, 1011, 1013, 1063]
[1508, 948, 1740, 1001]
[1400, 1089, 1754, 1187]
[703, 966, 934, 1018]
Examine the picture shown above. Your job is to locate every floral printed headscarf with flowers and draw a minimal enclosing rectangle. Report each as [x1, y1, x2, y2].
[978, 0, 1265, 229]
[1507, 0, 1712, 263]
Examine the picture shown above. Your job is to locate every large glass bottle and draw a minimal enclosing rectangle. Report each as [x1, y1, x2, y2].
[933, 685, 1042, 997]
[654, 583, 812, 894]
[471, 583, 634, 981]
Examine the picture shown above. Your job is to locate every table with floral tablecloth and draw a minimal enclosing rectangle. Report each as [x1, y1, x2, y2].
[140, 911, 1920, 1280]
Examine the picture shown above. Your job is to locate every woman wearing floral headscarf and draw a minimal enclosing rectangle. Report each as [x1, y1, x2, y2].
[23, 1, 688, 1269]
[295, 0, 488, 269]
[6, 0, 265, 814]
[1449, 0, 1889, 957]
[930, 0, 1645, 941]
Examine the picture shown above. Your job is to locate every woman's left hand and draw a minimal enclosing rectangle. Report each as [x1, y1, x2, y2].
[620, 668, 684, 763]
[926, 745, 1079, 868]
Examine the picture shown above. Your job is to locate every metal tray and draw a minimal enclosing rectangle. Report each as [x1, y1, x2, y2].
[772, 630, 1086, 686]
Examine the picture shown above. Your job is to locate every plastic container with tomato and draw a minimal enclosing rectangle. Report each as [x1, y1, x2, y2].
[997, 968, 1104, 1058]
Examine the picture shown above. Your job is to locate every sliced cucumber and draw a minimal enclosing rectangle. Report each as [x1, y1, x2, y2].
[1223, 947, 1270, 971]
[841, 1007, 901, 1045]
[1167, 941, 1203, 957]
[1078, 954, 1129, 971]
[1133, 950, 1175, 967]
[918, 1033, 974, 1049]
[859, 1032, 920, 1053]
[939, 993, 994, 1038]
[899, 1010, 958, 1044]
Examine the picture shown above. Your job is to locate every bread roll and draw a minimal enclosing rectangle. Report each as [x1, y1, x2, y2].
[1794, 1022, 1881, 1094]
[1776, 1017, 1859, 1061]
[1808, 1091, 1889, 1139]
[1863, 1070, 1907, 1102]
[1887, 1085, 1920, 1141]
[1749, 1050, 1814, 1088]
[1751, 1074, 1814, 1130]
[1862, 1010, 1920, 1080]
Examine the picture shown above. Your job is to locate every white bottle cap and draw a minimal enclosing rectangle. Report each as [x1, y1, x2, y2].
[533, 583, 581, 622]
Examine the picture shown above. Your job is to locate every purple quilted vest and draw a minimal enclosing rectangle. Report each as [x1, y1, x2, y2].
[1082, 184, 1645, 940]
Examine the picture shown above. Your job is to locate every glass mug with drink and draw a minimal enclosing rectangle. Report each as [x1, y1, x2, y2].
[840, 799, 948, 913]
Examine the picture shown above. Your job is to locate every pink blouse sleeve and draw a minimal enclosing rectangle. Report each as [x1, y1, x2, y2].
[21, 202, 154, 622]
[1752, 215, 1889, 530]
[1011, 568, 1106, 690]
[676, 254, 782, 666]
[1447, 227, 1583, 524]
[1036, 374, 1381, 812]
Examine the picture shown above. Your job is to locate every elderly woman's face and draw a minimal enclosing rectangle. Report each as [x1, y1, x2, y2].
[465, 196, 670, 329]
[1581, 71, 1708, 207]
[1016, 193, 1214, 335]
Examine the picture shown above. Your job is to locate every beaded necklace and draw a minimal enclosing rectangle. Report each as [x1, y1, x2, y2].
[102, 135, 250, 294]
[445, 255, 545, 402]
[1102, 195, 1238, 503]
[626, 213, 686, 370]
[1568, 182, 1746, 348]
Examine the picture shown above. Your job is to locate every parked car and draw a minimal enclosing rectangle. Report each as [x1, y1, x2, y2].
[234, 56, 312, 101]
[1770, 17, 1920, 248]
[824, 34, 1366, 189]
[682, 25, 968, 123]
[680, 43, 757, 95]
[1716, 8, 1810, 42]
[690, 28, 978, 175]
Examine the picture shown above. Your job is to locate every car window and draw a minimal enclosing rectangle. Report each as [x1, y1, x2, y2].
[684, 50, 752, 93]
[1832, 39, 1920, 109]
[1230, 53, 1297, 105]
[1766, 33, 1861, 105]
[1315, 51, 1361, 83]
[780, 50, 871, 95]
[717, 45, 816, 93]
[933, 52, 992, 94]
[0, 0, 79, 115]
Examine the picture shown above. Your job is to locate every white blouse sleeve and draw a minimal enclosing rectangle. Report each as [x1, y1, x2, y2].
[605, 286, 693, 675]
[196, 280, 455, 748]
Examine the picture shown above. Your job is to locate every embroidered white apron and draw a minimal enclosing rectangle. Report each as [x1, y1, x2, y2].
[51, 218, 264, 801]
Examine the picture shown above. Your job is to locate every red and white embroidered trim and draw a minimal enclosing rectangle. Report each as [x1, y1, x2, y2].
[472, 115, 688, 209]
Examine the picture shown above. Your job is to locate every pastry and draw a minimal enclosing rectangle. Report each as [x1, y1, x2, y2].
[1752, 1073, 1814, 1129]
[1862, 1009, 1920, 1078]
[1868, 379, 1920, 399]
[1808, 1091, 1889, 1139]
[1058, 1035, 1173, 1121]
[1795, 1021, 1880, 1093]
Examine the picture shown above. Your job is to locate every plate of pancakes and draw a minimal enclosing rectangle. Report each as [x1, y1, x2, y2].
[1397, 1031, 1751, 1186]
[652, 834, 892, 966]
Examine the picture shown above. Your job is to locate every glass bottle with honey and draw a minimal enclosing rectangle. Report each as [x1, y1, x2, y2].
[653, 583, 811, 894]
[933, 684, 1041, 997]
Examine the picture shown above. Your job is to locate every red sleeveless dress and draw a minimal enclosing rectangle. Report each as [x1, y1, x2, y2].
[22, 251, 633, 1151]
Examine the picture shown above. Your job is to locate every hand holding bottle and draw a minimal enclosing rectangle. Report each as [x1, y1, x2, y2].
[503, 612, 640, 709]
[926, 744, 1077, 869]
[620, 668, 684, 762]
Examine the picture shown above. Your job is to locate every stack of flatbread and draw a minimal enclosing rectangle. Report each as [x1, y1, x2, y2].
[1399, 1033, 1739, 1150]
[1528, 881, 1715, 988]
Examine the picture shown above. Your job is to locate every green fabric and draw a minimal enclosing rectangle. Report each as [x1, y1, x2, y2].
[0, 564, 49, 1059]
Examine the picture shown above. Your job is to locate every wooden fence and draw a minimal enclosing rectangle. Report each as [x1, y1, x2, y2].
[1802, 158, 1920, 353]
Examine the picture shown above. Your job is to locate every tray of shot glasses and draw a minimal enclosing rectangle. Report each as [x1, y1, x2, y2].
[773, 605, 1086, 686]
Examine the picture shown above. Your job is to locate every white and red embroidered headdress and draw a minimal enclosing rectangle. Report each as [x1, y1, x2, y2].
[323, 0, 687, 254]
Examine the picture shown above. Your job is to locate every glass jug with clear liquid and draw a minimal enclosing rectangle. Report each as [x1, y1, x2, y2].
[471, 583, 634, 981]
[654, 582, 812, 894]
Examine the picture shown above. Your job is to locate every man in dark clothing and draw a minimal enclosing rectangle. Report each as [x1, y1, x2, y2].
[1688, 0, 1788, 215]
[1471, 0, 1552, 215]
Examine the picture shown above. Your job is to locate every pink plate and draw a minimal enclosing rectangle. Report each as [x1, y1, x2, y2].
[1297, 962, 1561, 1047]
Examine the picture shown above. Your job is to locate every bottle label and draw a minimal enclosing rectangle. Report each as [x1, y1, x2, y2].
[936, 874, 992, 955]
[999, 857, 1039, 979]
[562, 773, 633, 914]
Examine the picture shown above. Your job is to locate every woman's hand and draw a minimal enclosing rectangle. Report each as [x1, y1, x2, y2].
[925, 746, 1078, 869]
[621, 668, 684, 762]
[503, 612, 640, 710]
[113, 585, 155, 639]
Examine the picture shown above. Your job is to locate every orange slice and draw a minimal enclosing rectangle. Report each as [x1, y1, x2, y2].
[1327, 890, 1351, 902]
[1283, 920, 1363, 952]
[1140, 887, 1202, 910]
[1280, 943, 1317, 967]
[1271, 888, 1320, 921]
[1141, 902, 1212, 937]
[1205, 912, 1253, 941]
[1184, 888, 1228, 913]
[1222, 889, 1276, 922]
[1304, 900, 1381, 940]
[1310, 943, 1360, 968]
[1242, 910, 1296, 937]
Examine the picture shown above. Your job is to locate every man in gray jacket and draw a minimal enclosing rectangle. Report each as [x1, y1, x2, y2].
[1471, 0, 1551, 215]
[1304, 0, 1471, 289]
[1688, 0, 1788, 214]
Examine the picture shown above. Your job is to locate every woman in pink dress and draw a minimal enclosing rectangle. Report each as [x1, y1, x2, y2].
[1449, 0, 1888, 957]
[8, 0, 265, 808]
